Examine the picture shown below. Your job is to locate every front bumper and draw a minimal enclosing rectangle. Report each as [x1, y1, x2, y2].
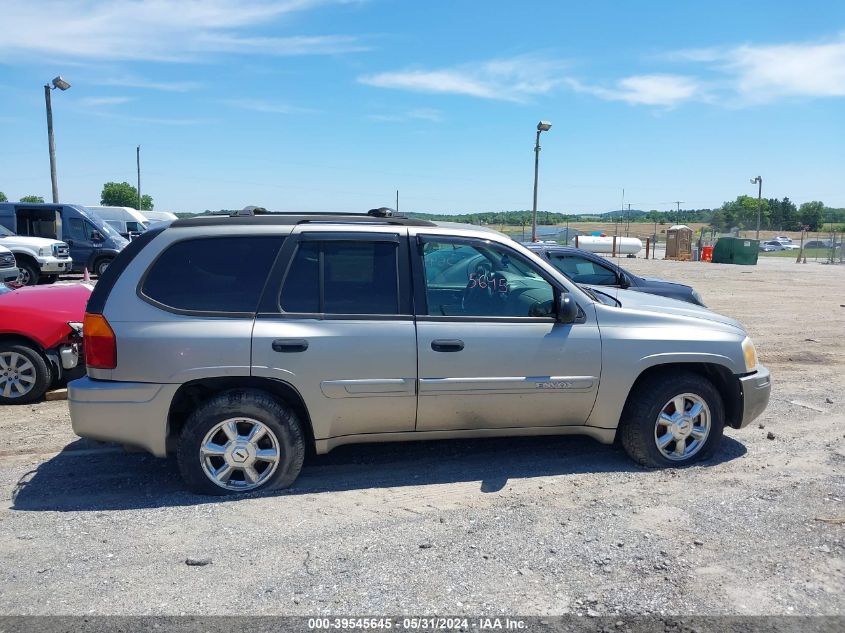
[1, 267, 19, 283]
[737, 365, 771, 428]
[68, 377, 179, 457]
[37, 256, 73, 274]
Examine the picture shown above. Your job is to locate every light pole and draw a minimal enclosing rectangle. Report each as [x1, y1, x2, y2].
[44, 76, 71, 203]
[531, 120, 552, 242]
[750, 176, 762, 240]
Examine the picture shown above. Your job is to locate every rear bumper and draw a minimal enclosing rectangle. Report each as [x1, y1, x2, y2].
[68, 377, 178, 457]
[737, 365, 771, 428]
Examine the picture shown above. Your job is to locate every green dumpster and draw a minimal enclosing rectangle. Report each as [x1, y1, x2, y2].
[711, 237, 759, 265]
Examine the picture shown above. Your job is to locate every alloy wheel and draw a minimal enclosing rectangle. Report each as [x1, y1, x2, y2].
[654, 393, 711, 461]
[199, 417, 281, 491]
[0, 352, 37, 399]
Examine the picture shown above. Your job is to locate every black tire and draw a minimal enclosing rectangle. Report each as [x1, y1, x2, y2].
[17, 261, 40, 286]
[177, 389, 306, 495]
[619, 370, 724, 468]
[0, 343, 52, 405]
[37, 274, 59, 285]
[94, 258, 113, 277]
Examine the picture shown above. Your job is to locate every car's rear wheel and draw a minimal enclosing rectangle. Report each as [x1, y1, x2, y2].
[619, 371, 724, 468]
[177, 389, 305, 495]
[0, 344, 51, 405]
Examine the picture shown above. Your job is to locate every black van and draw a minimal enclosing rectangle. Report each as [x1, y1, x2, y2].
[0, 203, 128, 276]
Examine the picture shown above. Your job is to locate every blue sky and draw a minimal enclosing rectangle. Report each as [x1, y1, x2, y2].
[1, 0, 843, 214]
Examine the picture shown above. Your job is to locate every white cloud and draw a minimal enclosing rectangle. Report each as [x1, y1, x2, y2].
[359, 56, 566, 102]
[0, 0, 367, 62]
[567, 74, 701, 107]
[79, 95, 134, 106]
[222, 98, 314, 114]
[368, 108, 443, 123]
[95, 76, 201, 92]
[672, 34, 845, 102]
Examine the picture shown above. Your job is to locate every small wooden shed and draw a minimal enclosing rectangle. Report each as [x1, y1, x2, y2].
[665, 224, 693, 261]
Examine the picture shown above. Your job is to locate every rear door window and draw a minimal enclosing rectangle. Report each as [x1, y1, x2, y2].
[141, 236, 283, 313]
[280, 239, 400, 315]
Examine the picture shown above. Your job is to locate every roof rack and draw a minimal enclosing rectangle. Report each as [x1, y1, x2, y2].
[171, 213, 436, 228]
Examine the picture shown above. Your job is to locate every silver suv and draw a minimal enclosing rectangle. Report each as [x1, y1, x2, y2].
[69, 211, 771, 495]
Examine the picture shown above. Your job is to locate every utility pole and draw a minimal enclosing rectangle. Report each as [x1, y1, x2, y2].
[673, 201, 684, 224]
[136, 145, 141, 211]
[750, 176, 762, 240]
[395, 190, 399, 214]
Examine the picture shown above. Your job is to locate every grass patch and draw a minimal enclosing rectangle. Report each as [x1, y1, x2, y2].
[760, 247, 842, 258]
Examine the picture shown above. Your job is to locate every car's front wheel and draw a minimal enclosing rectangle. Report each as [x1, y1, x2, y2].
[619, 371, 724, 467]
[17, 262, 40, 286]
[0, 343, 52, 405]
[177, 389, 306, 495]
[94, 258, 113, 277]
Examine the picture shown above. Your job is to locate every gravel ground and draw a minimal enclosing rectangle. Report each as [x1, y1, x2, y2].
[0, 256, 843, 616]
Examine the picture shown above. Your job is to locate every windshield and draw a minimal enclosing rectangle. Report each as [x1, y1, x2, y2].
[0, 283, 15, 295]
[93, 219, 123, 240]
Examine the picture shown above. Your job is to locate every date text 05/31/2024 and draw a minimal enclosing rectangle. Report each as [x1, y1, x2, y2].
[307, 617, 527, 630]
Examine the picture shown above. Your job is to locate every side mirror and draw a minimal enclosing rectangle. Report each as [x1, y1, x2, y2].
[617, 273, 630, 288]
[556, 293, 579, 324]
[91, 231, 104, 242]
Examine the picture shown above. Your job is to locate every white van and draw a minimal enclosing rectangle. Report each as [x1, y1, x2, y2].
[86, 206, 149, 238]
[141, 210, 178, 225]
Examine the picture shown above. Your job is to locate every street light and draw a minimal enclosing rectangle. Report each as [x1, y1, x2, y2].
[45, 75, 71, 203]
[750, 175, 762, 240]
[531, 120, 552, 242]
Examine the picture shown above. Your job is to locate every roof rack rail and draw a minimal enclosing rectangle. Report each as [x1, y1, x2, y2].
[171, 213, 436, 228]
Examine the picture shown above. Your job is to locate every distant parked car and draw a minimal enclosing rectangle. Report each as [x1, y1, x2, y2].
[0, 246, 18, 284]
[759, 241, 786, 252]
[803, 239, 839, 249]
[524, 243, 706, 305]
[0, 282, 90, 404]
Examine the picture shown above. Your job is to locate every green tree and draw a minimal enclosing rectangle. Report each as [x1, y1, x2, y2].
[19, 195, 44, 203]
[719, 195, 769, 231]
[0, 191, 7, 202]
[766, 198, 782, 230]
[780, 197, 799, 231]
[798, 201, 825, 231]
[100, 181, 154, 210]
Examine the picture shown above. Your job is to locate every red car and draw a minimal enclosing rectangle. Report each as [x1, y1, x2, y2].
[0, 282, 91, 404]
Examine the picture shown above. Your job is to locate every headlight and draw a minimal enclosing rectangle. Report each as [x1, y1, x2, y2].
[742, 337, 758, 372]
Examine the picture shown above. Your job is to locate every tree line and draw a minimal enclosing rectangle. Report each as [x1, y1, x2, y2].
[409, 197, 843, 232]
[0, 182, 154, 210]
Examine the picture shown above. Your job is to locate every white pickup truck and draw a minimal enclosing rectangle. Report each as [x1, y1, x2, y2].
[0, 245, 18, 284]
[0, 225, 72, 285]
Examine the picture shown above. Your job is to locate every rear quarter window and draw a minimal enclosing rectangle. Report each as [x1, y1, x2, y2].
[141, 236, 283, 314]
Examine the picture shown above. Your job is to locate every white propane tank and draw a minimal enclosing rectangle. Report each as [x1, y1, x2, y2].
[571, 235, 643, 255]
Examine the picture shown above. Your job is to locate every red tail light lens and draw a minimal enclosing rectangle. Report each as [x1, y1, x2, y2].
[83, 313, 117, 369]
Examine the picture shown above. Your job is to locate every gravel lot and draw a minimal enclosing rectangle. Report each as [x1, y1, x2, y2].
[0, 256, 843, 616]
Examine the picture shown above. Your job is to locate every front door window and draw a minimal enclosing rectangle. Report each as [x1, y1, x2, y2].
[421, 239, 555, 318]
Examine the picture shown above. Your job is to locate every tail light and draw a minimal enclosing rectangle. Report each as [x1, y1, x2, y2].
[83, 312, 117, 369]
